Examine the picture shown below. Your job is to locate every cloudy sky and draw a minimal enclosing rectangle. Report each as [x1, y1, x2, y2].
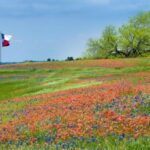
[0, 0, 149, 62]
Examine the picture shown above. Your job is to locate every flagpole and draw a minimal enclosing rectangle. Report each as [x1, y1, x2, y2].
[0, 32, 1, 64]
[0, 45, 1, 65]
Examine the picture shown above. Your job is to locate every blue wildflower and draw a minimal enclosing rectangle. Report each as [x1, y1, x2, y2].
[91, 136, 96, 142]
[81, 136, 85, 142]
[118, 133, 125, 141]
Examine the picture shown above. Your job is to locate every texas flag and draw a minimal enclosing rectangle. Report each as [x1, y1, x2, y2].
[1, 33, 12, 47]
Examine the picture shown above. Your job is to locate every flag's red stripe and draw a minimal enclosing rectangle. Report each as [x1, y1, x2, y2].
[2, 40, 10, 47]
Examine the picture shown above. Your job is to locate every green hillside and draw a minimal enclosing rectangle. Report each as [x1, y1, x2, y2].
[0, 58, 149, 100]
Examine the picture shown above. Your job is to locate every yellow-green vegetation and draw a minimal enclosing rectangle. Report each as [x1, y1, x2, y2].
[85, 11, 150, 59]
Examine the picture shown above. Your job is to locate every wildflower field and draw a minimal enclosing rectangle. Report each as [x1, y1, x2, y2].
[0, 58, 150, 149]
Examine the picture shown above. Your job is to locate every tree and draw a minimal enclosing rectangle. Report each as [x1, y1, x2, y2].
[85, 11, 150, 58]
[65, 56, 74, 61]
[85, 25, 118, 58]
[99, 25, 118, 58]
[85, 38, 102, 58]
[118, 11, 150, 57]
[47, 58, 51, 62]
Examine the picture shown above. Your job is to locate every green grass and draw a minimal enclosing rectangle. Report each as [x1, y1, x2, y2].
[0, 58, 150, 100]
[0, 136, 149, 150]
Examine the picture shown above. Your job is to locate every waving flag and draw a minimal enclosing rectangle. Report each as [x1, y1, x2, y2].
[1, 33, 12, 47]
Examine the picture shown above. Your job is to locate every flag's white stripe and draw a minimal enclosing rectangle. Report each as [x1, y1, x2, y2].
[4, 35, 12, 41]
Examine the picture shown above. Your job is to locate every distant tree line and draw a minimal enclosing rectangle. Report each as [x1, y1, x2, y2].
[47, 58, 57, 62]
[85, 11, 150, 58]
[47, 57, 82, 62]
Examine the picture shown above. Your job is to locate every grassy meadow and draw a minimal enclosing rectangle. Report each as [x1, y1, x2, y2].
[0, 58, 150, 149]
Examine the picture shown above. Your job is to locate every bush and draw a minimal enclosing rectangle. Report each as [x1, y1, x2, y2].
[65, 57, 74, 61]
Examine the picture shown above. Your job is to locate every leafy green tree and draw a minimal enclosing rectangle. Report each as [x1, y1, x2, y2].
[85, 11, 150, 58]
[85, 25, 118, 58]
[99, 25, 118, 58]
[85, 38, 102, 58]
[118, 11, 150, 57]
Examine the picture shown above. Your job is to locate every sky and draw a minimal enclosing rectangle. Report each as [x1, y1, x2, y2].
[0, 0, 149, 62]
